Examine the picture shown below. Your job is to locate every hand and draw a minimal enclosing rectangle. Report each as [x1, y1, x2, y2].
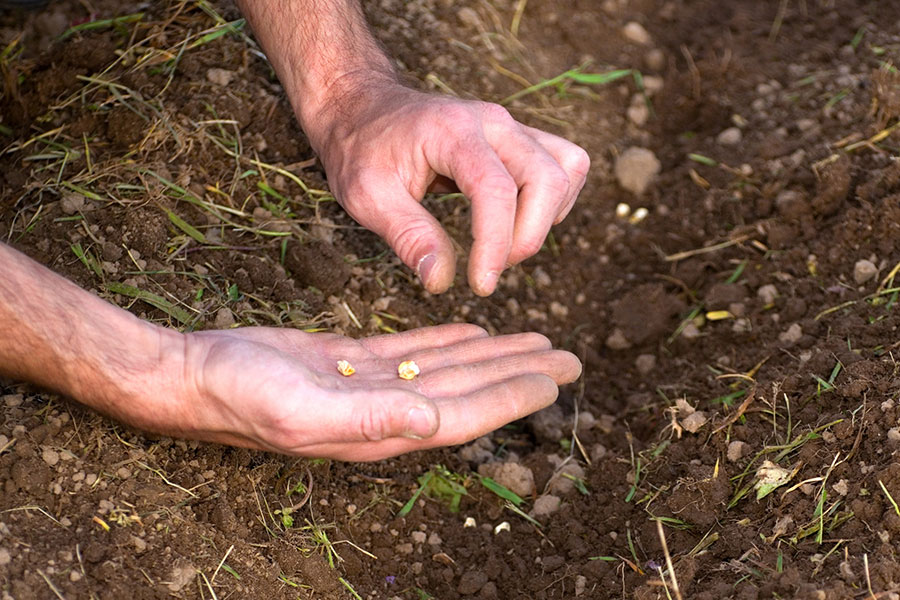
[175, 323, 581, 461]
[308, 82, 590, 296]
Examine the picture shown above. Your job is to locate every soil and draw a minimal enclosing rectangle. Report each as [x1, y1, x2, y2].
[2, 1, 900, 599]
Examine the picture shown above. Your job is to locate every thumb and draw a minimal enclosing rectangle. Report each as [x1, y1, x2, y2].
[351, 190, 457, 294]
[334, 388, 441, 442]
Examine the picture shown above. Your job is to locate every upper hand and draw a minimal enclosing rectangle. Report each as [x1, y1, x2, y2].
[307, 83, 590, 296]
[170, 324, 581, 461]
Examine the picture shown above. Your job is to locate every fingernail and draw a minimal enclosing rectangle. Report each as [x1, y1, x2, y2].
[417, 254, 437, 287]
[478, 270, 500, 295]
[404, 406, 436, 439]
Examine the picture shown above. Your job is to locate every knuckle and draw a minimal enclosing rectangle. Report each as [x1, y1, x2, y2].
[436, 102, 475, 125]
[516, 235, 546, 259]
[385, 218, 436, 263]
[355, 402, 393, 442]
[475, 172, 518, 203]
[565, 146, 591, 180]
[479, 102, 514, 125]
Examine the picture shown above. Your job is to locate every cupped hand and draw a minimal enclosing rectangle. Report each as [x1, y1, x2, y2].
[176, 323, 581, 461]
[309, 83, 590, 296]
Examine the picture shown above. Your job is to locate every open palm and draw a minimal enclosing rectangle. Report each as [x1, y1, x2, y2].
[181, 323, 581, 461]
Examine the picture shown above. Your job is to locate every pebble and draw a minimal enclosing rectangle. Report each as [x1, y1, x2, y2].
[411, 531, 427, 544]
[614, 147, 660, 195]
[477, 462, 535, 497]
[532, 266, 552, 288]
[854, 259, 878, 284]
[41, 447, 60, 467]
[888, 427, 900, 443]
[644, 48, 666, 71]
[779, 323, 803, 344]
[0, 548, 9, 566]
[206, 68, 235, 87]
[681, 411, 708, 433]
[757, 284, 778, 305]
[680, 322, 701, 339]
[214, 307, 235, 329]
[832, 479, 849, 496]
[3, 394, 23, 408]
[622, 21, 652, 45]
[69, 571, 82, 582]
[549, 301, 569, 319]
[395, 543, 414, 555]
[427, 532, 442, 546]
[642, 76, 664, 96]
[530, 494, 562, 518]
[605, 328, 632, 350]
[717, 127, 743, 145]
[575, 575, 588, 596]
[635, 353, 657, 375]
[627, 102, 650, 127]
[547, 461, 585, 495]
[457, 570, 489, 595]
[727, 441, 747, 462]
[590, 443, 608, 462]
[60, 193, 85, 215]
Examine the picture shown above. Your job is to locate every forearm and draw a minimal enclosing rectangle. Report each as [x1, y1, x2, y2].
[237, 0, 399, 148]
[0, 243, 184, 429]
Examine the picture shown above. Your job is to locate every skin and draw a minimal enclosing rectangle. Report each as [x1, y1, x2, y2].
[0, 244, 580, 461]
[0, 1, 588, 461]
[235, 0, 590, 296]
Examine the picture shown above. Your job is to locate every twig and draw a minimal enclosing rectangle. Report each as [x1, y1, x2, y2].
[656, 520, 683, 600]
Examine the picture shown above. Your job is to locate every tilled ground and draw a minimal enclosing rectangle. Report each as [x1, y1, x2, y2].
[2, 1, 900, 598]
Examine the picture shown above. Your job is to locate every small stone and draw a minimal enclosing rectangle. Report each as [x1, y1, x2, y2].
[732, 318, 751, 333]
[3, 394, 23, 408]
[411, 531, 427, 544]
[477, 462, 535, 497]
[832, 479, 849, 496]
[547, 461, 585, 496]
[206, 68, 235, 86]
[457, 570, 489, 595]
[132, 535, 147, 553]
[615, 147, 660, 195]
[549, 301, 569, 319]
[627, 102, 649, 127]
[427, 532, 442, 546]
[69, 570, 82, 582]
[167, 562, 196, 593]
[590, 444, 608, 462]
[60, 193, 85, 215]
[644, 48, 666, 71]
[635, 353, 656, 375]
[622, 21, 652, 45]
[575, 575, 588, 596]
[116, 467, 131, 479]
[41, 447, 60, 467]
[605, 328, 632, 350]
[756, 283, 778, 305]
[528, 404, 567, 442]
[0, 548, 9, 566]
[532, 266, 552, 288]
[395, 543, 414, 555]
[680, 323, 701, 339]
[642, 76, 665, 96]
[727, 441, 747, 462]
[213, 307, 235, 329]
[797, 118, 817, 132]
[882, 398, 895, 412]
[717, 127, 742, 145]
[779, 323, 803, 344]
[531, 494, 562, 518]
[854, 259, 878, 285]
[680, 411, 708, 433]
[888, 427, 900, 442]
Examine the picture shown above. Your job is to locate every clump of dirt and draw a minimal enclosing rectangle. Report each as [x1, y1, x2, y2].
[3, 0, 900, 599]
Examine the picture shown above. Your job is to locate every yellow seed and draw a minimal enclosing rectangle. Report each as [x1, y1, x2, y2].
[397, 360, 420, 380]
[705, 310, 734, 321]
[336, 360, 356, 377]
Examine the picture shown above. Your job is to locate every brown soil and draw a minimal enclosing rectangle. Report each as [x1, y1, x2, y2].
[2, 1, 900, 599]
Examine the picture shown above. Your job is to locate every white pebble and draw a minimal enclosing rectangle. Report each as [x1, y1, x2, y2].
[615, 147, 660, 196]
[854, 259, 878, 285]
[717, 127, 743, 146]
[622, 21, 652, 45]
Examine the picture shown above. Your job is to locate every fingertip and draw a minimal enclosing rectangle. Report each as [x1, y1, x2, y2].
[472, 269, 500, 297]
